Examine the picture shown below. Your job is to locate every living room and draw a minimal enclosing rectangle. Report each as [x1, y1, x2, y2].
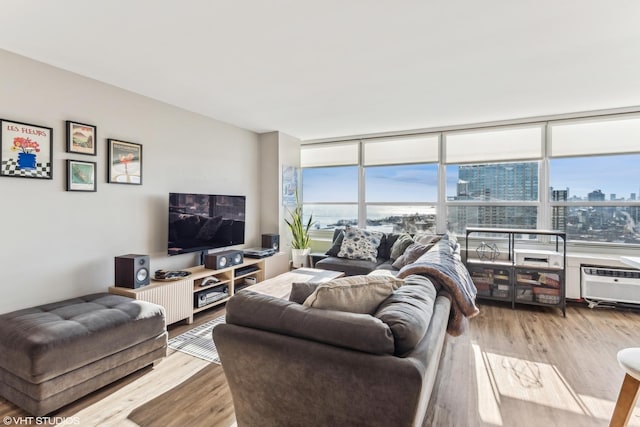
[1, 1, 640, 426]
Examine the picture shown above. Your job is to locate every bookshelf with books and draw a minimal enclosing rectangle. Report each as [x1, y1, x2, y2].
[465, 227, 566, 316]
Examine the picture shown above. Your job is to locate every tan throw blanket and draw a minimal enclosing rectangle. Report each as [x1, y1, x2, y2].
[397, 240, 479, 336]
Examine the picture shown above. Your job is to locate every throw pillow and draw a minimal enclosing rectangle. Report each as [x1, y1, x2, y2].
[413, 232, 441, 246]
[303, 275, 404, 314]
[325, 230, 345, 257]
[391, 242, 433, 269]
[389, 233, 413, 261]
[289, 282, 321, 304]
[374, 274, 437, 356]
[337, 226, 384, 262]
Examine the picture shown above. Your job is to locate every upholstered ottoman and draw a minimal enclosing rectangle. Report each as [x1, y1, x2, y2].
[0, 293, 167, 416]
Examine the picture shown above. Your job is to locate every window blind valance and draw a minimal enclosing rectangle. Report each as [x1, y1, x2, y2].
[550, 114, 640, 157]
[363, 134, 439, 166]
[300, 141, 359, 167]
[445, 125, 543, 164]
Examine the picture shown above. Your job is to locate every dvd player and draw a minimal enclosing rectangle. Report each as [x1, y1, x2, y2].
[244, 247, 276, 258]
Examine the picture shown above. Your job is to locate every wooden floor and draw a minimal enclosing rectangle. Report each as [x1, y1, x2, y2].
[1, 301, 639, 426]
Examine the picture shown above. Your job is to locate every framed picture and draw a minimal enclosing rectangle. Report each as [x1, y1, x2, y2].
[107, 139, 142, 185]
[0, 119, 53, 179]
[66, 159, 96, 192]
[66, 121, 96, 155]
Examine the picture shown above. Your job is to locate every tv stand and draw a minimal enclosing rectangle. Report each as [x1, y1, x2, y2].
[109, 258, 266, 325]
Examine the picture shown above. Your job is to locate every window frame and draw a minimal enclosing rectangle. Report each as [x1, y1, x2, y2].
[300, 110, 640, 248]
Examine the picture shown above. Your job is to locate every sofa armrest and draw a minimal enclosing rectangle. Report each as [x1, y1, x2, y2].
[309, 252, 328, 267]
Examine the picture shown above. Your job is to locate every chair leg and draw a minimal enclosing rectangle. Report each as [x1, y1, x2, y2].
[610, 373, 640, 427]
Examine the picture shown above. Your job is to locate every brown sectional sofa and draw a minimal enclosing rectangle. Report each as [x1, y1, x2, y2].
[0, 293, 167, 416]
[213, 273, 452, 427]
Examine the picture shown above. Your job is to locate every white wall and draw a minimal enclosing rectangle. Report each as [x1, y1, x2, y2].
[0, 49, 263, 313]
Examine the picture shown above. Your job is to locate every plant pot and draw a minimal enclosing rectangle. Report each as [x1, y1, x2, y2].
[291, 248, 311, 268]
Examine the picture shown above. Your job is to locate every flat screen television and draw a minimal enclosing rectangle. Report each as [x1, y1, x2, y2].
[168, 193, 245, 256]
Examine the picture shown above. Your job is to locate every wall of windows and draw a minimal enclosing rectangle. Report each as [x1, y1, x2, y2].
[549, 114, 640, 243]
[301, 111, 640, 245]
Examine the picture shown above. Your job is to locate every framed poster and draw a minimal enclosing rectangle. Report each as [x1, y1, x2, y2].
[282, 165, 298, 206]
[107, 139, 142, 185]
[66, 121, 97, 155]
[0, 119, 53, 179]
[66, 159, 96, 192]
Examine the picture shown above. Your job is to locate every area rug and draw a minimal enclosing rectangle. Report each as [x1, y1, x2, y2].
[167, 315, 225, 364]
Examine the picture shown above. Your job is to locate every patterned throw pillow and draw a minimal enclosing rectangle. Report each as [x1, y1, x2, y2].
[337, 226, 384, 262]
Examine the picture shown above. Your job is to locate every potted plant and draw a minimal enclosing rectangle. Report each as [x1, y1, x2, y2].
[285, 191, 314, 268]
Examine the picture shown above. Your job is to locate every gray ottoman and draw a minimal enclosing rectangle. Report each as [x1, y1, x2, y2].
[0, 293, 167, 416]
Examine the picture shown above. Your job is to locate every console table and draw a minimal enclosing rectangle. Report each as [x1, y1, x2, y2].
[465, 227, 567, 316]
[109, 258, 266, 325]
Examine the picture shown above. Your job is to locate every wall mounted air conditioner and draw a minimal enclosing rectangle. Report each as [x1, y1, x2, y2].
[581, 266, 640, 304]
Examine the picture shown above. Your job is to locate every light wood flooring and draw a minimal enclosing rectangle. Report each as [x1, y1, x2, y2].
[1, 301, 639, 426]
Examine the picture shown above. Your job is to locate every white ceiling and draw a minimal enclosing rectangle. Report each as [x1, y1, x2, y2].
[1, 1, 639, 141]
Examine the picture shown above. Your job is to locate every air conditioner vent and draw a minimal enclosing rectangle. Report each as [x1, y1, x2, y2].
[582, 266, 640, 304]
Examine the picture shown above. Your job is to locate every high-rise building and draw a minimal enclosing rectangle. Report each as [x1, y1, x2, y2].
[551, 188, 568, 231]
[453, 162, 538, 228]
[631, 193, 636, 201]
[457, 163, 538, 201]
[588, 189, 605, 201]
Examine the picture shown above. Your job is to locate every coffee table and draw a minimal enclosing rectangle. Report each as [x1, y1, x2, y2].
[248, 268, 345, 299]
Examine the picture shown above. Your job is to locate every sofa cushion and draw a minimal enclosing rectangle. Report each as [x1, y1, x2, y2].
[315, 256, 382, 276]
[303, 275, 404, 314]
[374, 260, 399, 272]
[389, 233, 413, 261]
[337, 226, 384, 262]
[391, 242, 434, 269]
[374, 274, 437, 356]
[226, 290, 395, 355]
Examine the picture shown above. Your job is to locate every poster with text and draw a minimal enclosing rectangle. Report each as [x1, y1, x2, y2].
[0, 119, 53, 179]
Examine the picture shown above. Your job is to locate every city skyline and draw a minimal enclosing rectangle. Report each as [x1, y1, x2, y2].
[303, 154, 640, 203]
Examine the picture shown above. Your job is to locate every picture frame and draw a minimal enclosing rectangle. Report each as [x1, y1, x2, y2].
[107, 139, 142, 185]
[66, 121, 97, 155]
[66, 159, 96, 192]
[0, 118, 53, 179]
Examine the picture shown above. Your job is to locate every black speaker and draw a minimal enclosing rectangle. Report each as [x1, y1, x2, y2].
[205, 250, 244, 270]
[262, 233, 280, 252]
[115, 254, 150, 288]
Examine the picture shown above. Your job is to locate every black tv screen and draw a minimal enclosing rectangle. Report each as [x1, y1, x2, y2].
[168, 193, 245, 256]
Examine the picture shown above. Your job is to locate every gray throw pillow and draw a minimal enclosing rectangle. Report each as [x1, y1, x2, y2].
[374, 274, 437, 356]
[389, 233, 413, 261]
[325, 230, 345, 257]
[289, 282, 321, 304]
[391, 242, 433, 269]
